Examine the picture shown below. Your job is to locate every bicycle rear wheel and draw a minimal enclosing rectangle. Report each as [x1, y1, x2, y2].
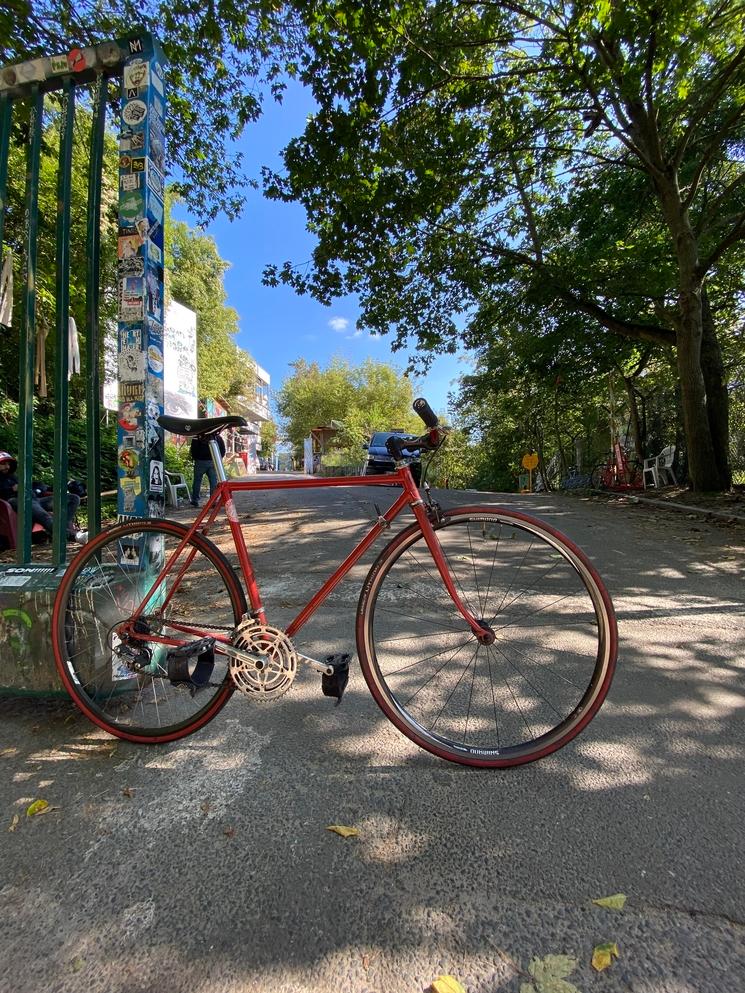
[52, 519, 247, 743]
[356, 507, 617, 768]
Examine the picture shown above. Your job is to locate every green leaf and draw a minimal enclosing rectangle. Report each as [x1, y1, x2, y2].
[523, 955, 581, 993]
[592, 893, 627, 910]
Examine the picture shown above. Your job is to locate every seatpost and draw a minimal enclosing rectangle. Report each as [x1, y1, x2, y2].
[208, 436, 227, 483]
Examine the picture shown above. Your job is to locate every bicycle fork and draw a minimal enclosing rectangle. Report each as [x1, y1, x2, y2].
[408, 490, 496, 646]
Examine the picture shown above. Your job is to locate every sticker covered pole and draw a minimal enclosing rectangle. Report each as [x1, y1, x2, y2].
[116, 32, 166, 519]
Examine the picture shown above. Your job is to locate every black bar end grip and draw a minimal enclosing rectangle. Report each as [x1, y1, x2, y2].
[413, 397, 439, 428]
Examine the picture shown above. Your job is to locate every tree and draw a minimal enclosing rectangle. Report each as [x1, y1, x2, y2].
[276, 357, 419, 459]
[2, 0, 301, 222]
[262, 1, 745, 491]
[165, 201, 254, 405]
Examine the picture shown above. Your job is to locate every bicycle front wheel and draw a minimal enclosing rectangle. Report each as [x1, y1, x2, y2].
[52, 519, 247, 743]
[356, 507, 617, 768]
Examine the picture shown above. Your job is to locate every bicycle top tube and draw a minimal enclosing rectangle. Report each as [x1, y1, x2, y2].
[183, 467, 491, 643]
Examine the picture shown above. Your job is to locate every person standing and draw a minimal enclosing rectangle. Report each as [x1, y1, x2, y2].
[190, 433, 225, 507]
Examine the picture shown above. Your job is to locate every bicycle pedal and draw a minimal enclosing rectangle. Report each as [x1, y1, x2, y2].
[167, 637, 216, 693]
[321, 653, 350, 706]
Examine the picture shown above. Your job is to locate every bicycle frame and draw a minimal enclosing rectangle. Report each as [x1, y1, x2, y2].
[131, 446, 491, 646]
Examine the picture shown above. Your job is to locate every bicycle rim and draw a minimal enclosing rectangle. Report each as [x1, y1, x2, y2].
[356, 508, 617, 768]
[52, 519, 247, 743]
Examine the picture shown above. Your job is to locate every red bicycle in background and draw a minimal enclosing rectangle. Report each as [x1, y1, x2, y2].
[51, 399, 618, 768]
[590, 442, 643, 492]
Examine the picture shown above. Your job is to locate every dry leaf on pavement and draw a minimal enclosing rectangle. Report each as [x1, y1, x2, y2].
[325, 824, 359, 838]
[592, 893, 627, 910]
[520, 954, 580, 993]
[591, 942, 620, 972]
[430, 976, 467, 993]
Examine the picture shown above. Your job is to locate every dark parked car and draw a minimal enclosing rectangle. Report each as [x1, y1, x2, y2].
[363, 431, 422, 486]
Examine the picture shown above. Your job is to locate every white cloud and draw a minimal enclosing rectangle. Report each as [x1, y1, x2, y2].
[328, 317, 349, 332]
[345, 329, 363, 339]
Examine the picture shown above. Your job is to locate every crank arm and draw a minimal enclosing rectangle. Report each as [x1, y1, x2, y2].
[296, 653, 335, 676]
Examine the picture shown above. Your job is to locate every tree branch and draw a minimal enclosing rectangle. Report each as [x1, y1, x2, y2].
[672, 44, 745, 167]
[698, 211, 745, 273]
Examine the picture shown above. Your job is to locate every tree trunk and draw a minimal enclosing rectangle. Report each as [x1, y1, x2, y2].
[622, 376, 645, 460]
[657, 182, 726, 491]
[700, 284, 732, 488]
[676, 286, 723, 490]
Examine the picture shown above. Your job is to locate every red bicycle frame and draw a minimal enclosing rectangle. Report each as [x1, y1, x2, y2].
[131, 463, 491, 645]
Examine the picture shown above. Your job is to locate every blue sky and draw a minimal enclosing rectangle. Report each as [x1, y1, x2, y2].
[172, 80, 468, 418]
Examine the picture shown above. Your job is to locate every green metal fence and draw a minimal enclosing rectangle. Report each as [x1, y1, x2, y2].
[0, 35, 162, 566]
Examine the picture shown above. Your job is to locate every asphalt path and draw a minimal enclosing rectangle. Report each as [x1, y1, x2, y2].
[1, 480, 744, 993]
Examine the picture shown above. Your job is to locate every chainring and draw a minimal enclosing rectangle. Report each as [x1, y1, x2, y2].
[229, 618, 297, 700]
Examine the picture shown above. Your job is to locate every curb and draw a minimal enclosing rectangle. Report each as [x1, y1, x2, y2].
[601, 491, 745, 524]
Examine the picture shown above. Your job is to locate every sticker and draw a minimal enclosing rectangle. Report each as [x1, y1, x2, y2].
[120, 285, 144, 321]
[129, 38, 143, 54]
[149, 460, 164, 493]
[118, 256, 145, 278]
[147, 240, 162, 264]
[124, 59, 149, 90]
[119, 347, 145, 381]
[49, 55, 69, 75]
[67, 48, 87, 73]
[120, 382, 145, 402]
[118, 234, 142, 258]
[97, 42, 121, 68]
[122, 99, 147, 126]
[148, 195, 164, 224]
[16, 59, 47, 83]
[149, 133, 165, 172]
[119, 544, 140, 566]
[118, 401, 141, 430]
[146, 162, 164, 199]
[131, 157, 145, 172]
[152, 60, 165, 95]
[119, 448, 139, 475]
[130, 131, 145, 150]
[147, 344, 163, 373]
[120, 173, 141, 192]
[145, 270, 162, 320]
[126, 87, 138, 100]
[120, 190, 144, 224]
[119, 154, 131, 170]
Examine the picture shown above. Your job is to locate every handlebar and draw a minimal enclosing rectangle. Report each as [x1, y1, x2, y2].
[385, 398, 448, 460]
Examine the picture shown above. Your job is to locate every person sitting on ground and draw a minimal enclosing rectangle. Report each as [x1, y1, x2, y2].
[190, 432, 225, 508]
[0, 451, 85, 543]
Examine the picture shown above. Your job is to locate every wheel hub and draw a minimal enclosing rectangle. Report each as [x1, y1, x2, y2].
[475, 620, 496, 646]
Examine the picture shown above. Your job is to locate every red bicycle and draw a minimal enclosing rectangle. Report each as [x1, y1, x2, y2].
[590, 442, 643, 492]
[51, 399, 617, 768]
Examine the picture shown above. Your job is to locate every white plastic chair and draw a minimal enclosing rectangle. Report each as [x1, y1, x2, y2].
[642, 446, 677, 489]
[165, 471, 190, 507]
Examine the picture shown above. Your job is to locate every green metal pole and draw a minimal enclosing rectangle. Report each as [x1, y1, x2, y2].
[52, 78, 75, 565]
[0, 94, 11, 252]
[17, 86, 43, 566]
[85, 75, 107, 540]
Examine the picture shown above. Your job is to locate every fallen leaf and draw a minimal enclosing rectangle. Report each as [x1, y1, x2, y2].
[8, 814, 20, 832]
[26, 799, 49, 817]
[592, 893, 627, 910]
[121, 787, 135, 798]
[325, 824, 359, 839]
[591, 942, 620, 972]
[430, 976, 466, 993]
[70, 957, 85, 973]
[200, 801, 212, 815]
[224, 827, 236, 838]
[521, 954, 580, 993]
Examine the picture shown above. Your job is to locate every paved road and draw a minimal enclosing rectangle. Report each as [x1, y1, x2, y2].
[1, 482, 744, 993]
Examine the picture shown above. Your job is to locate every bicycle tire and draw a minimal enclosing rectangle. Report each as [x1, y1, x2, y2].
[52, 518, 247, 743]
[356, 507, 617, 768]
